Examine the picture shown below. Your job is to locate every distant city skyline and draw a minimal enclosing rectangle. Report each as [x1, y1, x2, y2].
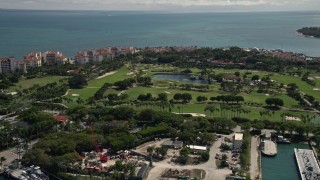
[0, 0, 319, 11]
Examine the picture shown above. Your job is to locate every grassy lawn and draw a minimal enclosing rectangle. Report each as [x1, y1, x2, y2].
[125, 86, 220, 102]
[129, 100, 311, 121]
[66, 66, 130, 100]
[271, 75, 320, 100]
[88, 66, 130, 87]
[174, 104, 315, 121]
[6, 76, 67, 92]
[193, 68, 271, 77]
[103, 88, 121, 96]
[310, 114, 320, 126]
[62, 64, 316, 123]
[240, 92, 300, 108]
[124, 86, 298, 108]
[67, 87, 100, 100]
[141, 63, 271, 77]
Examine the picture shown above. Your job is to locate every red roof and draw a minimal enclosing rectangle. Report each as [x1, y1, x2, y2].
[53, 115, 70, 123]
[17, 62, 25, 65]
[0, 58, 9, 62]
[100, 155, 108, 162]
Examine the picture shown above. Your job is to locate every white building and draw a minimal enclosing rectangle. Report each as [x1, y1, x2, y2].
[186, 145, 207, 153]
[14, 61, 27, 73]
[24, 52, 42, 70]
[75, 46, 136, 64]
[75, 48, 114, 64]
[75, 50, 94, 64]
[233, 133, 243, 150]
[42, 51, 67, 65]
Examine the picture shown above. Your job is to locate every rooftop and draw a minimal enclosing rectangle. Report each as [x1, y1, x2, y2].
[163, 140, 173, 146]
[234, 133, 243, 141]
[162, 140, 184, 148]
[186, 145, 207, 151]
[295, 148, 320, 180]
[172, 141, 183, 148]
[53, 115, 70, 123]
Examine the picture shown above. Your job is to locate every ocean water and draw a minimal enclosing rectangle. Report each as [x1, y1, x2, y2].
[0, 176, 9, 180]
[262, 143, 310, 180]
[0, 10, 320, 58]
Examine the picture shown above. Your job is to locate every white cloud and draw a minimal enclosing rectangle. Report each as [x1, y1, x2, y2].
[133, 0, 282, 6]
[0, 0, 318, 11]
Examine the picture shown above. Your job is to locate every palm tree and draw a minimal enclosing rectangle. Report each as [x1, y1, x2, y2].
[271, 111, 275, 121]
[204, 106, 219, 118]
[259, 111, 264, 120]
[127, 161, 137, 177]
[280, 113, 285, 122]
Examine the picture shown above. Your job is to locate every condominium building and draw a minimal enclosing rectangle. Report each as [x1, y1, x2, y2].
[24, 52, 42, 70]
[14, 61, 27, 73]
[75, 48, 114, 64]
[0, 57, 15, 73]
[42, 51, 67, 65]
[75, 50, 95, 64]
[75, 46, 136, 64]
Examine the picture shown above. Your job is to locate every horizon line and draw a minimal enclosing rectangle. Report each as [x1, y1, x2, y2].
[1, 8, 319, 14]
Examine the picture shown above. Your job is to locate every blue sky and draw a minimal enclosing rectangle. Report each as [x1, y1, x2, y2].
[0, 0, 319, 11]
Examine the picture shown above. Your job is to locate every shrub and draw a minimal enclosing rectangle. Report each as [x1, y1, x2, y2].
[200, 152, 210, 162]
[232, 117, 251, 123]
[220, 143, 231, 151]
[138, 126, 170, 138]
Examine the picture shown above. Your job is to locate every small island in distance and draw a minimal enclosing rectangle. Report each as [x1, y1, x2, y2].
[297, 27, 320, 38]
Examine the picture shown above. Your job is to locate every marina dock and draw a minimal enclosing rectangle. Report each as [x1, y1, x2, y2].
[261, 140, 277, 156]
[294, 148, 320, 180]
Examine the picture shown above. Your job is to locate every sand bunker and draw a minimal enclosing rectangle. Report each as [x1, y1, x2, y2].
[173, 113, 206, 117]
[285, 116, 301, 121]
[96, 71, 117, 79]
[72, 94, 79, 97]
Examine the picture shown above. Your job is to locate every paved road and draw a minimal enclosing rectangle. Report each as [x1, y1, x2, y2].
[250, 136, 261, 180]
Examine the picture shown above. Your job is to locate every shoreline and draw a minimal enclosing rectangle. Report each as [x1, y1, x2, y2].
[296, 31, 320, 39]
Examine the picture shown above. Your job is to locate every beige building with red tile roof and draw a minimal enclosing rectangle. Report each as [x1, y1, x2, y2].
[0, 57, 15, 73]
[42, 51, 67, 65]
[75, 46, 136, 64]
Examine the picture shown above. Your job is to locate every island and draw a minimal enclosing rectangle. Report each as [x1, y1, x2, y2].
[1, 46, 320, 180]
[297, 27, 320, 38]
